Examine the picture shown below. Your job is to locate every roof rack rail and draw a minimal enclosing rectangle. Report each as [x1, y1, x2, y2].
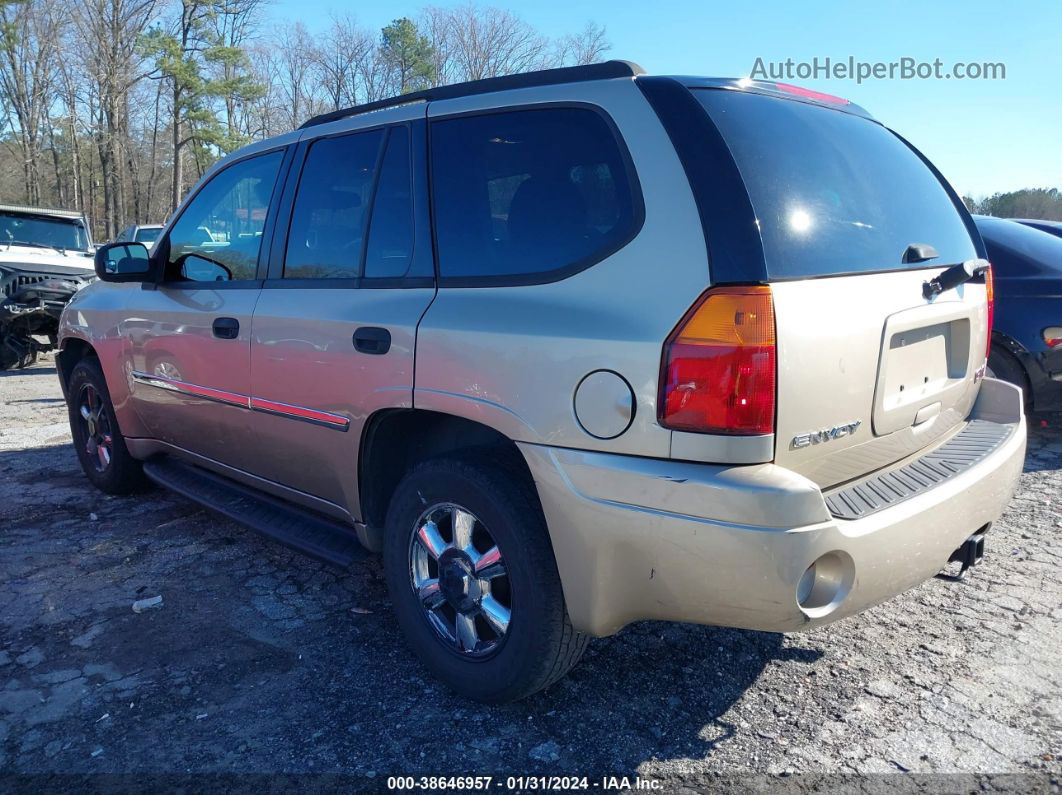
[299, 60, 645, 130]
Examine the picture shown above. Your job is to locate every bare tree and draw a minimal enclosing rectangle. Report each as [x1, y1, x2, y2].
[312, 13, 375, 110]
[0, 0, 65, 205]
[441, 3, 552, 82]
[209, 0, 266, 143]
[556, 21, 611, 66]
[271, 21, 324, 130]
[75, 0, 158, 236]
[419, 6, 458, 87]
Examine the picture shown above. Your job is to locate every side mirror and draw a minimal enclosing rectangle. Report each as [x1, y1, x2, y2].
[95, 242, 153, 283]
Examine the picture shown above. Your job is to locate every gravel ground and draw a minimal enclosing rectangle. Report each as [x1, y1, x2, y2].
[1, 359, 1060, 789]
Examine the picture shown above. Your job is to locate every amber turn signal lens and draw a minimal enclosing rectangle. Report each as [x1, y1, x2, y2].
[659, 286, 776, 435]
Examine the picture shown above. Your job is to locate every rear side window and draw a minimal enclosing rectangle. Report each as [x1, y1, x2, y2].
[694, 90, 977, 279]
[430, 107, 640, 283]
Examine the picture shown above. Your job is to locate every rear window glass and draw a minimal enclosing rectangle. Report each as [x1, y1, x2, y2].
[975, 217, 1062, 276]
[694, 89, 977, 279]
[430, 107, 639, 282]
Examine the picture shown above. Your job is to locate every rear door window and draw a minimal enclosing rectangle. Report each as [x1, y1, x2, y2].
[284, 125, 417, 281]
[284, 129, 384, 280]
[429, 107, 641, 283]
[694, 89, 977, 279]
[364, 126, 414, 279]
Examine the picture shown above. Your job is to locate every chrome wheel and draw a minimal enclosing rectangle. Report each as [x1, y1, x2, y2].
[77, 383, 113, 473]
[409, 503, 512, 657]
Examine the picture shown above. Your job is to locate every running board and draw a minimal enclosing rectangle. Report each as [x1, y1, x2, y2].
[143, 458, 367, 568]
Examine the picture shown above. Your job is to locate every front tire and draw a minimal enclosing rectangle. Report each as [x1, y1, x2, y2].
[66, 357, 146, 494]
[383, 451, 588, 703]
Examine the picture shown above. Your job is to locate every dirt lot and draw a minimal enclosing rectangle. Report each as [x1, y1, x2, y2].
[1, 359, 1060, 788]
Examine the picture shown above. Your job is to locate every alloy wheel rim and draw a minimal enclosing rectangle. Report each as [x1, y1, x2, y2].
[78, 384, 113, 473]
[408, 503, 512, 657]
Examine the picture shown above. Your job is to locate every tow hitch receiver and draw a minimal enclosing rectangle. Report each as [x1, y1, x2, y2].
[938, 528, 988, 581]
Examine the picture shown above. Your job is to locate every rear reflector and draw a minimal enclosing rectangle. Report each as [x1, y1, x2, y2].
[659, 286, 776, 435]
[985, 265, 995, 359]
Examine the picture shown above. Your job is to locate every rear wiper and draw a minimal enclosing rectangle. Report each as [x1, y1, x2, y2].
[922, 258, 990, 300]
[5, 239, 66, 255]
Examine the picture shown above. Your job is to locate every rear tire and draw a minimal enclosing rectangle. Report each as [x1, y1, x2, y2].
[66, 357, 146, 494]
[382, 450, 588, 703]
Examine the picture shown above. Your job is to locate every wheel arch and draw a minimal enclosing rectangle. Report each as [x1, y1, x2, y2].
[56, 337, 99, 398]
[358, 408, 538, 538]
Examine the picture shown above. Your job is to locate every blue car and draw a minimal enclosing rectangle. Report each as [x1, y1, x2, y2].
[1012, 218, 1062, 239]
[974, 215, 1062, 412]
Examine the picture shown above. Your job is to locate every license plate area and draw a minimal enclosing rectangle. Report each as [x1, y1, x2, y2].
[873, 305, 973, 435]
[882, 321, 966, 411]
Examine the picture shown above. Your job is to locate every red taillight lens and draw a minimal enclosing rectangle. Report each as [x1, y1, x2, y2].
[984, 265, 994, 360]
[659, 286, 776, 435]
[1044, 328, 1062, 348]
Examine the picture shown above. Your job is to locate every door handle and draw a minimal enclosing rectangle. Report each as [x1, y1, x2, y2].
[353, 326, 391, 355]
[212, 317, 240, 339]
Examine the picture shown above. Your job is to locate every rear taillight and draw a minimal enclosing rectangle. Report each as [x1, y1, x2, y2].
[1045, 328, 1062, 348]
[659, 286, 776, 435]
[984, 265, 994, 360]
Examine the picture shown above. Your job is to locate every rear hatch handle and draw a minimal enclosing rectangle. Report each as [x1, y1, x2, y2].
[922, 257, 989, 301]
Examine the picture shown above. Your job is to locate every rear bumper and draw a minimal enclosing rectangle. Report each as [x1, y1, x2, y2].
[1019, 347, 1062, 412]
[520, 378, 1026, 637]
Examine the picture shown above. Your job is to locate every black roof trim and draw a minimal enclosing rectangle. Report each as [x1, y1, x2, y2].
[299, 60, 645, 129]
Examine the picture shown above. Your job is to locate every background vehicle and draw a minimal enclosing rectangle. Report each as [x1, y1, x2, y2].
[1011, 218, 1062, 239]
[975, 215, 1062, 412]
[1, 204, 95, 369]
[58, 62, 1024, 702]
[115, 223, 164, 249]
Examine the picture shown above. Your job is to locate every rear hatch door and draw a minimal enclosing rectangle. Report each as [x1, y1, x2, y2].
[694, 87, 988, 488]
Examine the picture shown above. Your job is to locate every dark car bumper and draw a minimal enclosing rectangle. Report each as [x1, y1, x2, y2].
[1019, 346, 1062, 412]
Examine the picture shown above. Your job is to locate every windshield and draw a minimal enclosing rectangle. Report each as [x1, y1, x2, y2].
[694, 89, 978, 279]
[0, 211, 89, 252]
[135, 227, 162, 244]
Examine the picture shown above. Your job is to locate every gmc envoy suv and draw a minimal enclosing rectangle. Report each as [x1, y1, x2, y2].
[59, 61, 1026, 702]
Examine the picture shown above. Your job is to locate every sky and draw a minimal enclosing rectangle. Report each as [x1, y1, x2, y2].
[267, 0, 1061, 198]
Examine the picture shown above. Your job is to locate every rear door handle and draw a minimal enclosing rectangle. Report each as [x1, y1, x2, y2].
[212, 317, 240, 339]
[353, 326, 391, 355]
